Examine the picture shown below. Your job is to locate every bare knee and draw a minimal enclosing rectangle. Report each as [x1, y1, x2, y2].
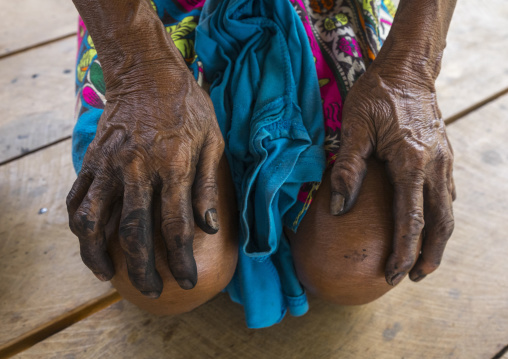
[107, 157, 238, 315]
[287, 158, 396, 305]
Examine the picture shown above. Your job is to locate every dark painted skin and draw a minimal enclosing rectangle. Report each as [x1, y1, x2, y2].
[67, 0, 457, 298]
[67, 0, 224, 297]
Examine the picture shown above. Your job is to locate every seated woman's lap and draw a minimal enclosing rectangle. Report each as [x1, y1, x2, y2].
[106, 157, 407, 314]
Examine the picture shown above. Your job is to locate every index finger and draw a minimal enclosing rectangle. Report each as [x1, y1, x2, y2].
[66, 169, 94, 228]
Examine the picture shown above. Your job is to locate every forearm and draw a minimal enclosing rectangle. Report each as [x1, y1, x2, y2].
[376, 0, 458, 82]
[72, 0, 186, 96]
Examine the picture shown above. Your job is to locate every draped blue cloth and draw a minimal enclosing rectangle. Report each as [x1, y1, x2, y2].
[195, 0, 325, 328]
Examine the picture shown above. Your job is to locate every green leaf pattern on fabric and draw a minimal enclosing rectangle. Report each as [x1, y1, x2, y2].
[89, 62, 106, 95]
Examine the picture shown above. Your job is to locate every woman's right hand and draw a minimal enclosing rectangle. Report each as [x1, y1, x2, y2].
[66, 20, 224, 297]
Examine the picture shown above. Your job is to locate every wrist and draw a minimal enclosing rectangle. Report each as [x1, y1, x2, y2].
[97, 20, 186, 94]
[374, 0, 457, 82]
[74, 0, 187, 95]
[373, 41, 443, 86]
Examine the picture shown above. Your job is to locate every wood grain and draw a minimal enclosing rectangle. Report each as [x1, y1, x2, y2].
[0, 0, 77, 56]
[14, 92, 508, 359]
[0, 37, 76, 164]
[436, 0, 508, 119]
[0, 140, 112, 347]
[0, 290, 121, 359]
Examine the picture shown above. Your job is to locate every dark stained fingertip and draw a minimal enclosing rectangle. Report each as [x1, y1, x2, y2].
[94, 272, 112, 282]
[412, 273, 427, 282]
[330, 192, 345, 215]
[141, 291, 162, 299]
[176, 278, 196, 290]
[205, 208, 219, 233]
[409, 268, 427, 282]
[387, 272, 405, 286]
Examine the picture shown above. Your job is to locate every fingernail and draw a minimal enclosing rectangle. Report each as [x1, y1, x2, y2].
[176, 278, 195, 290]
[389, 273, 405, 286]
[141, 291, 161, 299]
[412, 274, 427, 282]
[330, 192, 345, 215]
[94, 273, 110, 282]
[205, 209, 219, 231]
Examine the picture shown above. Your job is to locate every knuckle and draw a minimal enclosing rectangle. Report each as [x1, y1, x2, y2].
[332, 159, 364, 186]
[445, 146, 454, 163]
[213, 133, 225, 153]
[409, 152, 427, 171]
[72, 210, 99, 236]
[436, 217, 455, 240]
[196, 179, 219, 196]
[166, 166, 194, 187]
[119, 208, 150, 241]
[119, 222, 149, 242]
[435, 145, 454, 168]
[396, 144, 427, 170]
[161, 216, 192, 234]
[161, 217, 193, 247]
[391, 154, 426, 184]
[407, 208, 425, 231]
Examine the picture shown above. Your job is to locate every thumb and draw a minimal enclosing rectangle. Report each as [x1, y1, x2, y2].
[330, 120, 373, 215]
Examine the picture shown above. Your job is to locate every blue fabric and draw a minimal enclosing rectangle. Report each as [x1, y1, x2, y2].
[196, 0, 325, 328]
[72, 107, 103, 174]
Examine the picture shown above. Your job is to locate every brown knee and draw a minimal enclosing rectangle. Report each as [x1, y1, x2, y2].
[106, 157, 238, 315]
[288, 158, 403, 305]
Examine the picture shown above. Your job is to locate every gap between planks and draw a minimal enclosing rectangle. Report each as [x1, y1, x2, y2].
[1, 70, 508, 359]
[492, 344, 508, 359]
[0, 33, 76, 61]
[0, 289, 121, 359]
[0, 136, 71, 167]
[444, 86, 508, 126]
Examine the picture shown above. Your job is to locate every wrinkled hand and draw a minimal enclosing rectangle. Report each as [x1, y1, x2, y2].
[330, 59, 456, 286]
[66, 62, 224, 297]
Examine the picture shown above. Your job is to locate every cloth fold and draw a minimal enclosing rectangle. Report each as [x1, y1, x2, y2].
[196, 0, 325, 328]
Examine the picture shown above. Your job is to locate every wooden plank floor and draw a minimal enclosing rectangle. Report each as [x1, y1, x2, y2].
[1, 0, 508, 358]
[435, 0, 508, 119]
[0, 140, 112, 346]
[0, 0, 77, 56]
[13, 93, 508, 359]
[0, 38, 76, 164]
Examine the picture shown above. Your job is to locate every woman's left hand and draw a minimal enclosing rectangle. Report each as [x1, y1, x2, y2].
[329, 57, 456, 286]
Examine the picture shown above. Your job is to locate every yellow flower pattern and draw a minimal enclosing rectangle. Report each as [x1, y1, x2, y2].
[165, 16, 198, 63]
[77, 48, 97, 82]
[335, 13, 348, 25]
